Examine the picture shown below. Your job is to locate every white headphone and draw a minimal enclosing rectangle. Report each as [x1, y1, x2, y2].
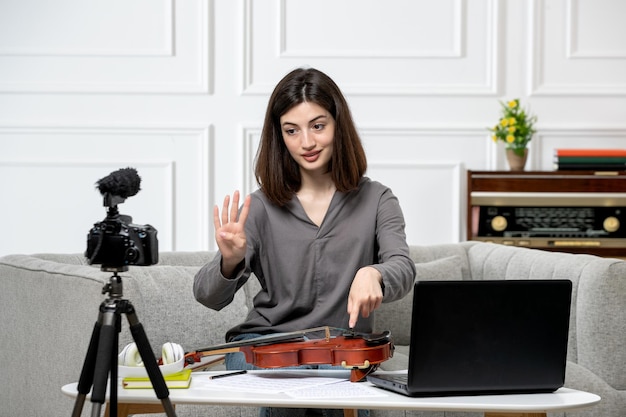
[119, 342, 184, 367]
[161, 342, 185, 365]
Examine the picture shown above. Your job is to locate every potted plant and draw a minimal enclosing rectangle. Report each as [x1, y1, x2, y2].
[489, 99, 537, 170]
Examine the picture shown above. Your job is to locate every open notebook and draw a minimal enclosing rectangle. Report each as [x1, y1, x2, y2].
[367, 279, 572, 397]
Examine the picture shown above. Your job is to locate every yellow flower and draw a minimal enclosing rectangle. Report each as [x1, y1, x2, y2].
[487, 98, 536, 150]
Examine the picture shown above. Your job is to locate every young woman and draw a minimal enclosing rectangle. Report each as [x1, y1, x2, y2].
[194, 67, 415, 417]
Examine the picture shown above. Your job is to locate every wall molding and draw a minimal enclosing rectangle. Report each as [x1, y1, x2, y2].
[0, 124, 214, 252]
[528, 0, 626, 96]
[565, 0, 626, 59]
[0, 0, 211, 94]
[242, 0, 500, 96]
[368, 161, 464, 243]
[278, 0, 464, 59]
[0, 0, 174, 57]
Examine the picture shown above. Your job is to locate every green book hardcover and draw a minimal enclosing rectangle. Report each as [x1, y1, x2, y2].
[122, 368, 192, 389]
[557, 156, 626, 164]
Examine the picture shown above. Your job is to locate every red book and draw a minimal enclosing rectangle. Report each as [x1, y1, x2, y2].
[555, 148, 626, 157]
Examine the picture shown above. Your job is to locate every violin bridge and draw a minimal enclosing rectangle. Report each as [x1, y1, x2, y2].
[302, 326, 332, 342]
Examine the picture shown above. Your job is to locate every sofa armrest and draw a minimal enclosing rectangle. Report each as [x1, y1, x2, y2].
[0, 255, 106, 416]
[465, 242, 626, 391]
[576, 260, 626, 391]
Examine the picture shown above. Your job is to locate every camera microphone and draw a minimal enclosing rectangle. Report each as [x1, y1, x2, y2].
[96, 167, 141, 199]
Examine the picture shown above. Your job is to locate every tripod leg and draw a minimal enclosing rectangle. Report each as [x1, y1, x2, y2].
[71, 320, 102, 417]
[108, 316, 120, 417]
[125, 305, 177, 417]
[89, 310, 118, 417]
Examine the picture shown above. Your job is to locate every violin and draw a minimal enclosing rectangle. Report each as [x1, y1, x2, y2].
[185, 327, 394, 382]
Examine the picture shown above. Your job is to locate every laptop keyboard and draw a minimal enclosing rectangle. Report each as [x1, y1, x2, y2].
[381, 374, 408, 384]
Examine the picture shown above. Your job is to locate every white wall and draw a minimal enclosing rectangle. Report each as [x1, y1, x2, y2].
[1, 0, 625, 257]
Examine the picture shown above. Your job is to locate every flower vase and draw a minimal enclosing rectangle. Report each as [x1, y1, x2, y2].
[506, 148, 528, 171]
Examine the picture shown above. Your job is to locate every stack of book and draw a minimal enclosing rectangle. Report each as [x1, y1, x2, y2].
[554, 149, 626, 171]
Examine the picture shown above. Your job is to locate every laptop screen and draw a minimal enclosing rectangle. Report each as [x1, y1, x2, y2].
[396, 279, 572, 396]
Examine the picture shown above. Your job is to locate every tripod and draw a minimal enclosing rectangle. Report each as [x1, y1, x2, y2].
[71, 267, 177, 417]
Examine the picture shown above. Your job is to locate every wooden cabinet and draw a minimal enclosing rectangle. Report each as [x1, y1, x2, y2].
[467, 171, 626, 257]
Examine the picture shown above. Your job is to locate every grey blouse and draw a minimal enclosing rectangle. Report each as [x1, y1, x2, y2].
[193, 177, 416, 341]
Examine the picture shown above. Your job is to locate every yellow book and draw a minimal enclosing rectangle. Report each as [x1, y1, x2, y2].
[122, 368, 192, 389]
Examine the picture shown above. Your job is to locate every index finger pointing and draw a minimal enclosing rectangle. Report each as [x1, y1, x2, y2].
[348, 304, 359, 329]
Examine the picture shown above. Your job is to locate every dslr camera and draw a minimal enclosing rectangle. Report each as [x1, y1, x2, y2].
[85, 168, 158, 270]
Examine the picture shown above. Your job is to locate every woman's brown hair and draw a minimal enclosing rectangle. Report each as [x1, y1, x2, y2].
[254, 68, 367, 206]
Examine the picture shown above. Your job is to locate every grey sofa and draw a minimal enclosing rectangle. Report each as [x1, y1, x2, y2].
[0, 241, 624, 417]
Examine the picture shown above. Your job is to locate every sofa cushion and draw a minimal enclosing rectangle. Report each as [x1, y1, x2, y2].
[117, 264, 249, 353]
[375, 255, 464, 346]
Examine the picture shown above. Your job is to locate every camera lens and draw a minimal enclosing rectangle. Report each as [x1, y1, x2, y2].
[125, 247, 139, 262]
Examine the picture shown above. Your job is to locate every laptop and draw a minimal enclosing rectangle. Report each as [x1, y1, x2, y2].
[367, 279, 572, 397]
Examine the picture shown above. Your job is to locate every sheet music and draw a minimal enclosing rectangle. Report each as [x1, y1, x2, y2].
[285, 380, 388, 399]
